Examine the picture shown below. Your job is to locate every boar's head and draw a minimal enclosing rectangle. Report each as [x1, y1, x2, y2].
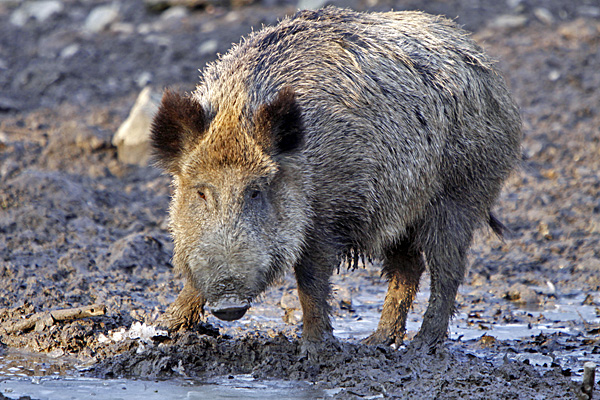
[151, 87, 309, 321]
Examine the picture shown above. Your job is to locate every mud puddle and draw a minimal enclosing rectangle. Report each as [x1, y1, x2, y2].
[0, 375, 324, 400]
[0, 349, 322, 399]
[1, 286, 594, 399]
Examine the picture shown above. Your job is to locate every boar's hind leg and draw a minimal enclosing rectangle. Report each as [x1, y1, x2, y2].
[415, 203, 477, 352]
[294, 249, 336, 353]
[363, 239, 425, 347]
[160, 281, 206, 332]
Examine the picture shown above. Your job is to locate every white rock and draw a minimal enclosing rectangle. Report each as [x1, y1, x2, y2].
[10, 0, 63, 27]
[135, 71, 153, 88]
[111, 22, 135, 35]
[84, 3, 120, 33]
[112, 87, 162, 166]
[198, 39, 218, 56]
[298, 0, 328, 10]
[548, 70, 560, 82]
[533, 8, 554, 25]
[160, 5, 188, 20]
[60, 43, 79, 59]
[489, 14, 527, 29]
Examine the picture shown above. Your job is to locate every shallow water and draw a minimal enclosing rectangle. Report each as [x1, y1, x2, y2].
[0, 375, 325, 400]
[1, 290, 596, 399]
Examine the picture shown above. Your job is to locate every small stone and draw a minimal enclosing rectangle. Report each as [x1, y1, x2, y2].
[84, 4, 120, 33]
[111, 22, 135, 35]
[533, 8, 554, 25]
[10, 0, 63, 26]
[160, 5, 188, 20]
[60, 44, 80, 59]
[112, 87, 161, 166]
[548, 70, 560, 82]
[135, 71, 153, 88]
[489, 14, 527, 29]
[198, 39, 218, 56]
[505, 283, 540, 306]
[297, 0, 328, 10]
[478, 333, 496, 347]
[537, 221, 552, 240]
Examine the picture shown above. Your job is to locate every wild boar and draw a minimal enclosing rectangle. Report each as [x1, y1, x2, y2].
[151, 6, 522, 354]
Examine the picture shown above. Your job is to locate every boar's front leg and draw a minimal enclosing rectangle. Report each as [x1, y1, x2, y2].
[363, 239, 425, 347]
[160, 281, 206, 332]
[294, 247, 337, 358]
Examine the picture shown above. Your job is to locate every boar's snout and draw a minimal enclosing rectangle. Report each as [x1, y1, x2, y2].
[210, 297, 250, 321]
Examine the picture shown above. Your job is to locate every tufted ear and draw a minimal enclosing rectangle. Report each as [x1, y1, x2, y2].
[255, 86, 304, 155]
[150, 89, 206, 174]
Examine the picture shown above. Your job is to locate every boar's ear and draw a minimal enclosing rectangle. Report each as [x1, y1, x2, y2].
[255, 86, 304, 155]
[151, 89, 206, 174]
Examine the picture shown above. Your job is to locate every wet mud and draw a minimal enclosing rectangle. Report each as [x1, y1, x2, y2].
[1, 0, 599, 398]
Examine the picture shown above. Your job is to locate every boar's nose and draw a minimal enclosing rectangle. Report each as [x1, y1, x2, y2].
[211, 301, 250, 321]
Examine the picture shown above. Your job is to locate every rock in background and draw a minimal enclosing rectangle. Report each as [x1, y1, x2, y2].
[112, 87, 161, 166]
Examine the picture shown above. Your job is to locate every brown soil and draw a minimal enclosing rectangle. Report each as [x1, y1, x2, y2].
[1, 0, 598, 399]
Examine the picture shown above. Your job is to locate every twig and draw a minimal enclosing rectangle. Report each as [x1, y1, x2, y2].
[0, 304, 106, 335]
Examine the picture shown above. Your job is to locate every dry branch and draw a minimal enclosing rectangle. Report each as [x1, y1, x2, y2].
[0, 304, 106, 335]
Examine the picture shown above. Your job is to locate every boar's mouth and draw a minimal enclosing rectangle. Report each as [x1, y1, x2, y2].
[209, 297, 250, 321]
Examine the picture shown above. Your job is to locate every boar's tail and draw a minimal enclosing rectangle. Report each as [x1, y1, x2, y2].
[488, 212, 507, 238]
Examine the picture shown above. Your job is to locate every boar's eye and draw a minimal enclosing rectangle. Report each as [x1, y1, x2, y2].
[250, 190, 261, 200]
[198, 191, 207, 201]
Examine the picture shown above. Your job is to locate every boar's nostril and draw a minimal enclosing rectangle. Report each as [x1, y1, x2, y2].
[211, 305, 249, 321]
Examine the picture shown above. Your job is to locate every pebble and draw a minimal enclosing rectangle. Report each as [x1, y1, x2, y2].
[489, 14, 528, 29]
[84, 3, 120, 33]
[548, 70, 560, 82]
[533, 8, 554, 25]
[297, 0, 328, 10]
[198, 39, 218, 56]
[135, 71, 153, 88]
[9, 0, 63, 27]
[111, 22, 135, 35]
[60, 44, 79, 59]
[505, 283, 540, 306]
[160, 5, 189, 20]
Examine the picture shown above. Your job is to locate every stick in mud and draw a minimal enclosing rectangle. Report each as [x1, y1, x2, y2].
[583, 361, 596, 400]
[0, 304, 106, 335]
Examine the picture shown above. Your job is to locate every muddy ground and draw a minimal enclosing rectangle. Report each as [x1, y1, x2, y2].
[1, 0, 599, 398]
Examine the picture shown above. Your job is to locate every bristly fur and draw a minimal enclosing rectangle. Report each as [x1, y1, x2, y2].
[151, 89, 206, 174]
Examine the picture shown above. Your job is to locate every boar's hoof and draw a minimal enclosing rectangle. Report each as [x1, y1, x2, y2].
[362, 330, 402, 347]
[407, 334, 446, 357]
[210, 299, 250, 321]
